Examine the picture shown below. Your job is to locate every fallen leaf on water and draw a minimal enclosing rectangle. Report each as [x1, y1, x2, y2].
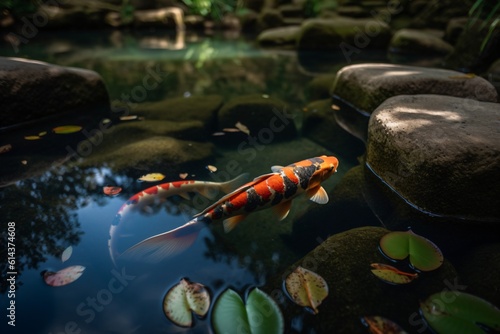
[61, 246, 73, 263]
[138, 173, 165, 182]
[163, 278, 210, 327]
[103, 186, 122, 196]
[102, 118, 111, 124]
[262, 94, 270, 98]
[235, 122, 250, 135]
[120, 115, 138, 121]
[361, 316, 408, 334]
[53, 125, 82, 134]
[179, 173, 188, 179]
[21, 160, 28, 165]
[212, 132, 225, 136]
[43, 265, 85, 287]
[222, 128, 240, 133]
[285, 266, 328, 314]
[0, 144, 12, 154]
[24, 135, 41, 140]
[370, 263, 418, 284]
[39, 131, 47, 136]
[206, 165, 217, 173]
[331, 104, 340, 110]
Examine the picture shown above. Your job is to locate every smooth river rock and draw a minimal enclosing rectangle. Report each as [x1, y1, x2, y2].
[366, 94, 500, 222]
[0, 57, 110, 129]
[332, 63, 499, 114]
[389, 28, 454, 55]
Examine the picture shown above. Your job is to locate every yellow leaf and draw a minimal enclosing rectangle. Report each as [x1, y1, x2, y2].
[53, 125, 82, 134]
[370, 263, 418, 285]
[285, 266, 328, 314]
[138, 173, 165, 182]
[24, 135, 41, 140]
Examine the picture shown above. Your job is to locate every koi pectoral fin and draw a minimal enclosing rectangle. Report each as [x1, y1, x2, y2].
[223, 215, 246, 233]
[307, 186, 329, 204]
[273, 200, 291, 221]
[120, 220, 204, 263]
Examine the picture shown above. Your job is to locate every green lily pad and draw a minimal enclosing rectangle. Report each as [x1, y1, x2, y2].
[163, 278, 210, 327]
[380, 230, 443, 271]
[284, 266, 328, 314]
[420, 291, 500, 334]
[212, 288, 284, 334]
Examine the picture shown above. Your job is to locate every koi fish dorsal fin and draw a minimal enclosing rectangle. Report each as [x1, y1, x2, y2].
[223, 215, 246, 233]
[307, 186, 329, 204]
[193, 173, 277, 218]
[273, 200, 291, 221]
[271, 165, 284, 173]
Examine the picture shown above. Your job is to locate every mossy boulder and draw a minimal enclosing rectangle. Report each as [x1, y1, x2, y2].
[389, 28, 454, 55]
[263, 226, 459, 333]
[217, 94, 298, 142]
[302, 99, 365, 161]
[331, 63, 498, 114]
[136, 95, 223, 135]
[257, 26, 301, 47]
[297, 17, 391, 52]
[258, 9, 284, 30]
[366, 94, 500, 222]
[306, 73, 337, 100]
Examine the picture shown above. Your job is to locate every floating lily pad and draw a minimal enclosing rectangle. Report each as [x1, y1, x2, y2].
[380, 230, 443, 271]
[52, 125, 82, 134]
[138, 173, 165, 182]
[361, 316, 408, 334]
[61, 246, 73, 263]
[163, 278, 210, 327]
[43, 265, 85, 287]
[212, 288, 284, 334]
[420, 291, 500, 334]
[370, 263, 418, 285]
[284, 266, 328, 314]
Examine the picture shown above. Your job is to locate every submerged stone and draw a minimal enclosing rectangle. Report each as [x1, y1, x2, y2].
[366, 94, 500, 222]
[263, 226, 458, 333]
[0, 57, 109, 128]
[331, 63, 498, 115]
[257, 26, 301, 47]
[389, 28, 454, 55]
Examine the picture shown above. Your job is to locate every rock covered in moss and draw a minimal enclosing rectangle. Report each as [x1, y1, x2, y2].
[297, 17, 391, 52]
[0, 57, 109, 128]
[263, 226, 458, 333]
[366, 94, 500, 222]
[331, 63, 498, 114]
[389, 28, 453, 55]
[136, 95, 223, 134]
[306, 74, 338, 100]
[302, 99, 365, 161]
[257, 26, 301, 47]
[217, 94, 298, 142]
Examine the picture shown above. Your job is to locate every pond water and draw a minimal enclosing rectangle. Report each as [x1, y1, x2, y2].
[0, 29, 455, 334]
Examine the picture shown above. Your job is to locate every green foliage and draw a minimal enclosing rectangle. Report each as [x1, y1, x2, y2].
[467, 0, 500, 52]
[182, 0, 241, 21]
[1, 0, 38, 16]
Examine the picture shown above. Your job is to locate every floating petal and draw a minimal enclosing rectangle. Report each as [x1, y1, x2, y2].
[361, 316, 408, 334]
[179, 173, 188, 179]
[103, 186, 122, 196]
[235, 122, 250, 135]
[24, 135, 41, 140]
[380, 230, 443, 271]
[119, 115, 138, 121]
[212, 288, 284, 334]
[420, 291, 500, 334]
[43, 265, 85, 287]
[39, 131, 47, 136]
[285, 266, 328, 314]
[370, 263, 418, 285]
[138, 173, 165, 182]
[222, 128, 240, 133]
[0, 144, 12, 154]
[206, 165, 217, 173]
[331, 104, 340, 110]
[61, 246, 73, 263]
[212, 132, 225, 136]
[53, 125, 82, 134]
[163, 278, 210, 327]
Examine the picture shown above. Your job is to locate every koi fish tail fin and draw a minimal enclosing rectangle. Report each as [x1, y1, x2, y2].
[218, 173, 250, 195]
[120, 219, 205, 263]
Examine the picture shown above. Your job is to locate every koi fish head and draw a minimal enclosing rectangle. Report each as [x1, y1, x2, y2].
[315, 155, 339, 181]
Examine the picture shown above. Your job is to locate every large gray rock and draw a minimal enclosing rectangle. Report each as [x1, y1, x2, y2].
[0, 57, 109, 129]
[332, 63, 499, 114]
[366, 94, 500, 222]
[297, 17, 391, 52]
[389, 28, 454, 55]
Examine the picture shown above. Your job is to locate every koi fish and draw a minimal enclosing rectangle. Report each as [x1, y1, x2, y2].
[108, 174, 249, 264]
[122, 155, 339, 262]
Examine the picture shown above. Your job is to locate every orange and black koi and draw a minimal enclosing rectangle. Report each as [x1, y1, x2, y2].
[123, 155, 339, 262]
[108, 174, 249, 264]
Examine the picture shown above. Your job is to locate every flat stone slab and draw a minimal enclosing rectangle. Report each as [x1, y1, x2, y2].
[0, 57, 109, 129]
[332, 63, 499, 114]
[366, 94, 500, 222]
